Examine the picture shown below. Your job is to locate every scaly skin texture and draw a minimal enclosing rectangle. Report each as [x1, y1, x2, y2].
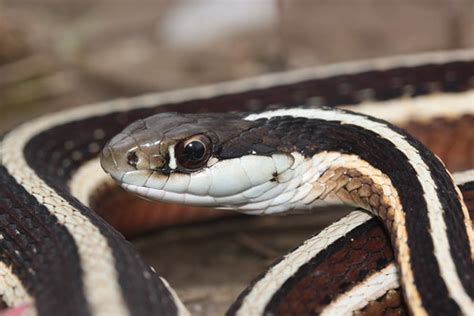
[2, 51, 474, 316]
[91, 115, 474, 238]
[101, 108, 473, 315]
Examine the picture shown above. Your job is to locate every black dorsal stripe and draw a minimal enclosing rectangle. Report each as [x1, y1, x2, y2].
[413, 147, 474, 299]
[237, 115, 465, 314]
[0, 166, 90, 316]
[368, 114, 474, 300]
[23, 115, 180, 316]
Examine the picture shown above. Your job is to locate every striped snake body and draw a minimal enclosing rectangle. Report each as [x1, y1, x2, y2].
[1, 50, 474, 315]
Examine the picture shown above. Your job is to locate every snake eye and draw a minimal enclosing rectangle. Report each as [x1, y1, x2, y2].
[176, 135, 212, 170]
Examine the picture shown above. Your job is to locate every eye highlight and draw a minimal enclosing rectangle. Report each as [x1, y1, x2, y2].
[175, 134, 212, 170]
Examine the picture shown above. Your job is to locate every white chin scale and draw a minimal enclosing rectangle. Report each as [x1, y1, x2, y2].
[120, 152, 344, 214]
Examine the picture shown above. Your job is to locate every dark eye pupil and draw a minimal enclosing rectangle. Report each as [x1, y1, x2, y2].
[184, 141, 205, 161]
[176, 134, 212, 170]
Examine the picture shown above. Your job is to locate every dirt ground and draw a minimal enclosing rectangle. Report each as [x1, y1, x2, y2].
[1, 1, 474, 315]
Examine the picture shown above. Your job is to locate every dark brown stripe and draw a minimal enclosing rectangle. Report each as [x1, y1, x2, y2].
[355, 288, 407, 316]
[264, 218, 395, 316]
[231, 181, 474, 316]
[233, 183, 473, 316]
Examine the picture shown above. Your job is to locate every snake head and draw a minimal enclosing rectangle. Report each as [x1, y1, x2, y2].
[101, 113, 221, 178]
[100, 112, 295, 212]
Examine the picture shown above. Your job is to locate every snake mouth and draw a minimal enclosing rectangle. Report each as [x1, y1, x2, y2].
[102, 150, 299, 215]
[121, 182, 222, 206]
[100, 131, 171, 181]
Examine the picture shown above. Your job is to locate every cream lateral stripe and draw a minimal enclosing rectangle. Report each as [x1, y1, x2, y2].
[320, 264, 399, 316]
[73, 143, 193, 316]
[23, 308, 38, 316]
[159, 277, 190, 316]
[112, 49, 474, 105]
[236, 211, 373, 316]
[341, 91, 474, 125]
[69, 158, 115, 207]
[245, 108, 474, 315]
[0, 262, 33, 309]
[453, 170, 474, 186]
[1, 121, 130, 315]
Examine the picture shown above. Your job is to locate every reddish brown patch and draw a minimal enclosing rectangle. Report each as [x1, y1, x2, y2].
[267, 188, 474, 315]
[403, 115, 474, 172]
[91, 184, 234, 237]
[268, 220, 395, 315]
[355, 289, 406, 316]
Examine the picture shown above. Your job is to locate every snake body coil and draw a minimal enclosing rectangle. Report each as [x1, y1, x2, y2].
[0, 50, 474, 315]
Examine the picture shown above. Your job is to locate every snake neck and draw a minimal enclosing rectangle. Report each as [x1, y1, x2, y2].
[283, 152, 429, 315]
[242, 108, 474, 316]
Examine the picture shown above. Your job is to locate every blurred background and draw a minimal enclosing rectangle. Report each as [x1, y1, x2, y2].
[1, 1, 474, 315]
[1, 0, 474, 132]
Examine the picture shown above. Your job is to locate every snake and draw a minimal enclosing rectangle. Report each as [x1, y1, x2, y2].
[0, 50, 473, 316]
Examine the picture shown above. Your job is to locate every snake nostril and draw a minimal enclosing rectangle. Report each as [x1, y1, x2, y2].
[127, 151, 139, 168]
